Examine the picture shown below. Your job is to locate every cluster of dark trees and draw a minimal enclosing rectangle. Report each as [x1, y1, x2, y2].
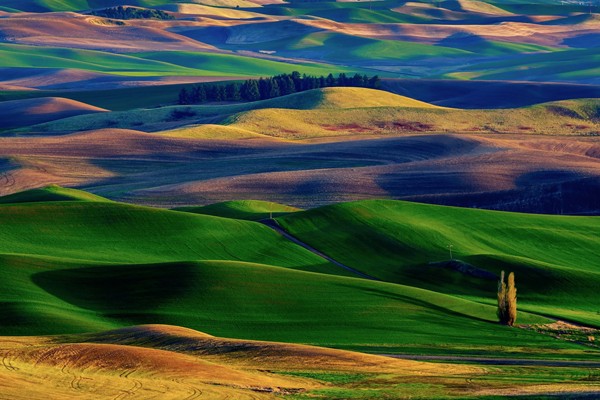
[90, 6, 174, 20]
[178, 71, 381, 105]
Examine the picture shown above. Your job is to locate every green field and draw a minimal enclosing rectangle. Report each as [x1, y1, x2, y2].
[0, 187, 599, 360]
[0, 43, 358, 78]
[278, 200, 600, 327]
[175, 199, 301, 221]
[249, 32, 473, 63]
[446, 48, 600, 81]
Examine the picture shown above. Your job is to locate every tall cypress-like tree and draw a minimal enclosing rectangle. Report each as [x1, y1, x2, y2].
[497, 270, 507, 324]
[497, 271, 517, 326]
[506, 272, 517, 326]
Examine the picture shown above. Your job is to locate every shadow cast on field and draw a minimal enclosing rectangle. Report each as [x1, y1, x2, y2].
[32, 263, 198, 318]
[81, 135, 479, 203]
[403, 171, 600, 215]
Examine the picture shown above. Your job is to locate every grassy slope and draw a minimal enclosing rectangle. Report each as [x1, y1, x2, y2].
[278, 200, 600, 327]
[174, 199, 300, 221]
[14, 95, 600, 136]
[13, 87, 446, 134]
[0, 185, 110, 204]
[0, 44, 198, 77]
[226, 98, 600, 139]
[1, 252, 571, 356]
[136, 50, 359, 77]
[0, 201, 331, 270]
[240, 32, 472, 63]
[446, 48, 600, 82]
[0, 43, 355, 78]
[0, 192, 598, 359]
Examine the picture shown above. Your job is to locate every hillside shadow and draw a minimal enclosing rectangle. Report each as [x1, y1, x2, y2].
[402, 174, 600, 215]
[563, 33, 600, 49]
[437, 32, 489, 50]
[32, 262, 198, 316]
[381, 79, 600, 109]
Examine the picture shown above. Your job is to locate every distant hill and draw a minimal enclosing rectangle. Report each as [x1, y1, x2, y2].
[0, 185, 109, 204]
[174, 199, 300, 220]
[382, 79, 600, 109]
[0, 97, 106, 130]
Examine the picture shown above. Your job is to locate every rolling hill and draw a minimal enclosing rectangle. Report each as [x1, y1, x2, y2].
[0, 184, 110, 204]
[174, 199, 300, 220]
[0, 0, 599, 398]
[10, 88, 599, 136]
[0, 97, 106, 130]
[277, 199, 600, 327]
[0, 43, 356, 79]
[0, 324, 486, 400]
[0, 188, 598, 359]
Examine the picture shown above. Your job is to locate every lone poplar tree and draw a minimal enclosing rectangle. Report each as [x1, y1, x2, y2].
[506, 272, 517, 326]
[497, 271, 517, 326]
[497, 270, 507, 324]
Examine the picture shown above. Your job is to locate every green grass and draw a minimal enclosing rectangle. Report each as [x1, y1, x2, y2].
[0, 190, 599, 359]
[135, 50, 359, 77]
[440, 38, 558, 56]
[0, 0, 89, 12]
[174, 200, 300, 221]
[0, 201, 329, 269]
[277, 371, 370, 384]
[277, 200, 600, 327]
[0, 43, 199, 76]
[231, 32, 472, 64]
[0, 253, 568, 355]
[445, 48, 600, 82]
[0, 43, 357, 78]
[0, 185, 110, 204]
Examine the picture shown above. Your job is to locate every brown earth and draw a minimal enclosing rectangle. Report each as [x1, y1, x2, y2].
[0, 324, 477, 399]
[0, 12, 218, 52]
[0, 97, 107, 129]
[0, 130, 599, 214]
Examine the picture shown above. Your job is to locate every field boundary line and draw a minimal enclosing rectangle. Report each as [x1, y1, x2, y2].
[260, 218, 380, 281]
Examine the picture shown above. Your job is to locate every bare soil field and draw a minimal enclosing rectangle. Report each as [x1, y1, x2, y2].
[0, 131, 598, 213]
[0, 12, 217, 52]
[0, 97, 107, 129]
[0, 324, 477, 399]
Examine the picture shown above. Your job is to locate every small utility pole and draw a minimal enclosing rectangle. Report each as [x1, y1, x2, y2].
[447, 244, 454, 260]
